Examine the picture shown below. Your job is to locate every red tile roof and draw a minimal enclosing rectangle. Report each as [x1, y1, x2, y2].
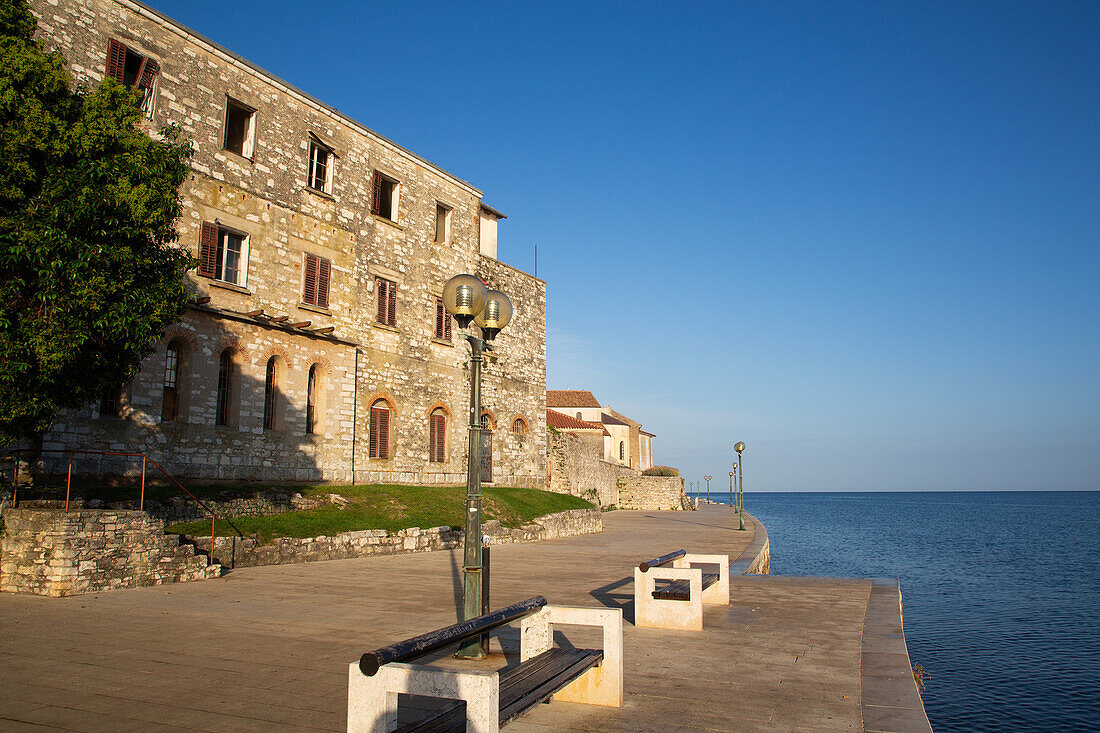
[547, 409, 609, 435]
[546, 390, 601, 408]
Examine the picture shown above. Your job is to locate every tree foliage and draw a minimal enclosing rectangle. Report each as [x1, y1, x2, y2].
[0, 0, 192, 441]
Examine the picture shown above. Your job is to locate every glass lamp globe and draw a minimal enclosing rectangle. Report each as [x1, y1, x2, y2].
[474, 289, 513, 340]
[442, 274, 487, 328]
[734, 441, 746, 454]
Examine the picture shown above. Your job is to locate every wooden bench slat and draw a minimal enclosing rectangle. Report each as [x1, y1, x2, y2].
[393, 648, 603, 732]
[651, 571, 720, 601]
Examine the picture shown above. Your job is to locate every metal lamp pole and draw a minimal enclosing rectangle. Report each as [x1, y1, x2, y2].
[728, 472, 734, 508]
[443, 274, 513, 659]
[735, 442, 746, 531]
[705, 475, 712, 503]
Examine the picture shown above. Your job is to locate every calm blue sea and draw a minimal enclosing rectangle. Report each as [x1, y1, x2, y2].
[695, 490, 1100, 732]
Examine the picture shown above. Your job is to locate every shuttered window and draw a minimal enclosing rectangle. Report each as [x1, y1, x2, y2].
[376, 278, 397, 326]
[302, 253, 331, 308]
[106, 39, 159, 115]
[308, 139, 333, 193]
[429, 410, 446, 463]
[199, 222, 247, 285]
[369, 401, 390, 459]
[434, 298, 453, 341]
[371, 170, 398, 221]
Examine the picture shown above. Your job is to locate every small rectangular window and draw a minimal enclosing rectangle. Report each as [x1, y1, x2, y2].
[434, 298, 453, 341]
[99, 386, 122, 418]
[302, 252, 331, 308]
[223, 98, 256, 158]
[371, 170, 399, 222]
[308, 139, 333, 193]
[198, 221, 249, 286]
[376, 277, 397, 326]
[434, 203, 451, 243]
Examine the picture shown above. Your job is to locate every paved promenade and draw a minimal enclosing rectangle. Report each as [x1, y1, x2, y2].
[0, 504, 926, 732]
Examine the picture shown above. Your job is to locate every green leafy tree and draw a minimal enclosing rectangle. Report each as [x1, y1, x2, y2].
[0, 0, 192, 442]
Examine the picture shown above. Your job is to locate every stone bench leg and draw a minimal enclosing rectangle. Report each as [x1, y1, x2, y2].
[633, 566, 703, 631]
[519, 605, 624, 707]
[347, 661, 499, 733]
[681, 553, 730, 605]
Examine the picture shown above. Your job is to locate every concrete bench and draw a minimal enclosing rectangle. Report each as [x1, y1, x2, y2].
[348, 596, 622, 732]
[634, 549, 730, 631]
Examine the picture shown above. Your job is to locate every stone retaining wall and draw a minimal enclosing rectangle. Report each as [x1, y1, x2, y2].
[0, 506, 219, 597]
[617, 476, 693, 511]
[547, 431, 635, 507]
[187, 507, 602, 569]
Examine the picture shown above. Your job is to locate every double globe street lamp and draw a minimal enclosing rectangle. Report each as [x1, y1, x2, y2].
[442, 274, 513, 659]
[734, 441, 746, 531]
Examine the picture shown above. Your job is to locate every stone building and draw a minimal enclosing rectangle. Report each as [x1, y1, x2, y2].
[546, 391, 655, 471]
[27, 0, 547, 487]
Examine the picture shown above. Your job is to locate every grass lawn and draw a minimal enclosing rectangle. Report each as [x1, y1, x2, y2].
[165, 484, 593, 544]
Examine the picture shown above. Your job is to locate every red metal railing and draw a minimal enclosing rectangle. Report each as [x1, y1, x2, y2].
[2, 449, 218, 564]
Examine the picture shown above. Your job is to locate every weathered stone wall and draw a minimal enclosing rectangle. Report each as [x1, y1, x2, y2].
[28, 0, 547, 488]
[547, 431, 635, 507]
[617, 476, 693, 511]
[187, 507, 601, 569]
[0, 506, 219, 597]
[72, 490, 332, 525]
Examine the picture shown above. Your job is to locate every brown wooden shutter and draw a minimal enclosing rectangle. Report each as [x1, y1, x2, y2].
[376, 279, 388, 322]
[107, 39, 127, 83]
[139, 58, 159, 89]
[369, 407, 380, 458]
[303, 253, 318, 305]
[435, 299, 444, 339]
[199, 222, 218, 277]
[317, 257, 330, 308]
[387, 281, 397, 326]
[371, 171, 382, 215]
[377, 408, 389, 459]
[444, 311, 452, 341]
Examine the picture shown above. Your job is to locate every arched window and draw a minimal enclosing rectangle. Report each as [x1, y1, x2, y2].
[429, 408, 446, 463]
[370, 399, 390, 459]
[216, 350, 234, 426]
[512, 417, 528, 435]
[306, 364, 321, 435]
[576, 411, 582, 419]
[619, 441, 625, 460]
[263, 357, 279, 430]
[162, 343, 180, 421]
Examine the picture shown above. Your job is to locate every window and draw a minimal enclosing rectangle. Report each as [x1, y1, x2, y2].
[99, 386, 122, 418]
[369, 400, 390, 459]
[619, 442, 625, 461]
[302, 253, 331, 308]
[106, 38, 159, 116]
[512, 417, 528, 435]
[162, 344, 180, 421]
[216, 350, 233, 426]
[263, 357, 278, 430]
[429, 409, 446, 463]
[371, 170, 399, 221]
[376, 277, 397, 326]
[223, 98, 256, 158]
[433, 203, 451, 243]
[306, 365, 321, 435]
[576, 412, 582, 419]
[308, 138, 333, 193]
[198, 222, 249, 286]
[434, 298, 453, 341]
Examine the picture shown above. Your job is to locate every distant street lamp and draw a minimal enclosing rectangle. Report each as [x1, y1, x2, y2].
[728, 471, 734, 508]
[734, 442, 746, 531]
[442, 274, 513, 659]
[704, 475, 712, 503]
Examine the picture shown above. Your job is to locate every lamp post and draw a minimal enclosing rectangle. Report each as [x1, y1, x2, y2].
[442, 274, 513, 659]
[705, 475, 712, 504]
[734, 441, 746, 531]
[728, 472, 734, 508]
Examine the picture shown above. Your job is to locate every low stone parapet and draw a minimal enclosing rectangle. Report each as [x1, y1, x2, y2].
[0, 506, 219, 597]
[187, 507, 603, 569]
[617, 476, 693, 511]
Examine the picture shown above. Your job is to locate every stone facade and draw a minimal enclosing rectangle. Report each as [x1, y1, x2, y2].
[548, 430, 634, 507]
[0, 505, 220, 596]
[616, 476, 693, 511]
[546, 391, 655, 471]
[28, 0, 547, 487]
[186, 507, 601, 569]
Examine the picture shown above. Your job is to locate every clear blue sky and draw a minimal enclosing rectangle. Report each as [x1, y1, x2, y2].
[151, 0, 1099, 491]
